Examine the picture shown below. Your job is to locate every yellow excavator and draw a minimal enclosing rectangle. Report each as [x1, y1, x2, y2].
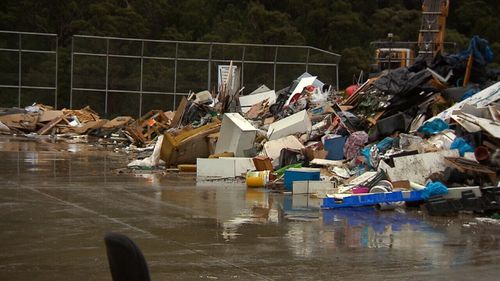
[372, 0, 450, 71]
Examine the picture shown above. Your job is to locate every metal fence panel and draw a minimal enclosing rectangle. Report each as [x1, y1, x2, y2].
[70, 35, 340, 118]
[0, 31, 58, 108]
[1, 32, 340, 117]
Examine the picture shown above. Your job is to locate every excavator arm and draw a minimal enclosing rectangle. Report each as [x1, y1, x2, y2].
[417, 0, 450, 63]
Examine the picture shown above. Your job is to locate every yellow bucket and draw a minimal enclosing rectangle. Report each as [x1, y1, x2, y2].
[246, 171, 270, 188]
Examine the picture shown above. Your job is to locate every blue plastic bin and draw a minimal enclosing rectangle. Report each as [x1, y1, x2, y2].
[284, 168, 321, 191]
[323, 135, 347, 160]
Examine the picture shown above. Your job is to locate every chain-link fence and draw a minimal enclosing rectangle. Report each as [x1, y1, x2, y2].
[0, 31, 58, 108]
[1, 31, 341, 118]
[70, 35, 340, 118]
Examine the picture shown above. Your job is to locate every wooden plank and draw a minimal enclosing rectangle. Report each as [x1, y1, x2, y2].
[39, 110, 64, 123]
[450, 114, 482, 133]
[37, 116, 64, 135]
[463, 54, 474, 86]
[444, 157, 495, 174]
[125, 126, 147, 145]
[367, 111, 385, 126]
[342, 77, 376, 106]
[170, 97, 187, 128]
[444, 157, 497, 183]
[101, 116, 132, 130]
[459, 113, 500, 138]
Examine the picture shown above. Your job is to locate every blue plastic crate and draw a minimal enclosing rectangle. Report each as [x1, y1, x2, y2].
[321, 191, 424, 209]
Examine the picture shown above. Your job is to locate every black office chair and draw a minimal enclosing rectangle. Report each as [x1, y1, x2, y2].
[104, 233, 151, 281]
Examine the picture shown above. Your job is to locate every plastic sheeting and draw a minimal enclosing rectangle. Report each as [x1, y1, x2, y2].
[430, 36, 494, 85]
[417, 118, 449, 135]
[421, 181, 448, 200]
[373, 68, 432, 96]
[450, 137, 474, 157]
[128, 135, 164, 167]
[453, 36, 494, 67]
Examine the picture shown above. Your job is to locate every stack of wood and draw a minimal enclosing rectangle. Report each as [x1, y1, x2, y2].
[38, 106, 102, 135]
[125, 110, 174, 146]
[0, 104, 137, 137]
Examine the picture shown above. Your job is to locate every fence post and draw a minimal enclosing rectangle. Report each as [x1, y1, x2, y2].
[173, 42, 178, 110]
[273, 47, 278, 90]
[104, 38, 109, 117]
[139, 40, 144, 118]
[18, 34, 22, 107]
[207, 43, 212, 91]
[336, 64, 339, 91]
[54, 36, 58, 109]
[241, 46, 246, 92]
[306, 48, 310, 73]
[70, 37, 74, 108]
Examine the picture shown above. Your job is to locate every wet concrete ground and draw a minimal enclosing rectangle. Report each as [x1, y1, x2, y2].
[1, 136, 499, 281]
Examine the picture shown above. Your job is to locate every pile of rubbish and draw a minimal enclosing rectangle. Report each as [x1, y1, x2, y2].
[1, 36, 499, 217]
[0, 104, 174, 146]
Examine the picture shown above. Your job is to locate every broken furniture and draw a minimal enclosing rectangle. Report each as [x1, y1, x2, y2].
[160, 121, 221, 167]
[263, 135, 305, 167]
[267, 110, 312, 140]
[126, 110, 171, 146]
[214, 113, 257, 157]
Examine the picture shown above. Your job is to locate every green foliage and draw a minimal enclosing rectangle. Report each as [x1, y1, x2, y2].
[445, 29, 469, 51]
[339, 47, 371, 86]
[369, 6, 421, 41]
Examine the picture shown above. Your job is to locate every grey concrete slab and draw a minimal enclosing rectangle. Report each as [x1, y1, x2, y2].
[1, 136, 499, 281]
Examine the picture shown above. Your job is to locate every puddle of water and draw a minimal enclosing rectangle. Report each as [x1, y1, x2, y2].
[2, 136, 500, 280]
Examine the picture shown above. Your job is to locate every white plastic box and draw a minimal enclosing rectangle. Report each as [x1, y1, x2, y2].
[215, 113, 257, 156]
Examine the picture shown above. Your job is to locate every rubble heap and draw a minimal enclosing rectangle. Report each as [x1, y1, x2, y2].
[1, 36, 499, 216]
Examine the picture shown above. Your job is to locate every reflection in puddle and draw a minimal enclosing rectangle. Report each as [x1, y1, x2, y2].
[134, 173, 162, 188]
[321, 208, 441, 249]
[0, 136, 124, 186]
[220, 189, 283, 241]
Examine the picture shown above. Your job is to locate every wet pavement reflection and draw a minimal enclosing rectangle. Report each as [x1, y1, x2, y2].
[1, 136, 499, 281]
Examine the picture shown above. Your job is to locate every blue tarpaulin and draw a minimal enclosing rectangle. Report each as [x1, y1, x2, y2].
[451, 35, 494, 66]
[421, 181, 448, 200]
[460, 87, 480, 101]
[418, 118, 449, 135]
[450, 137, 474, 156]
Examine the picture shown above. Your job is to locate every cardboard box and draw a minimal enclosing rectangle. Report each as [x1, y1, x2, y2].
[252, 156, 274, 171]
[38, 110, 64, 123]
[304, 147, 328, 160]
[263, 135, 304, 167]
